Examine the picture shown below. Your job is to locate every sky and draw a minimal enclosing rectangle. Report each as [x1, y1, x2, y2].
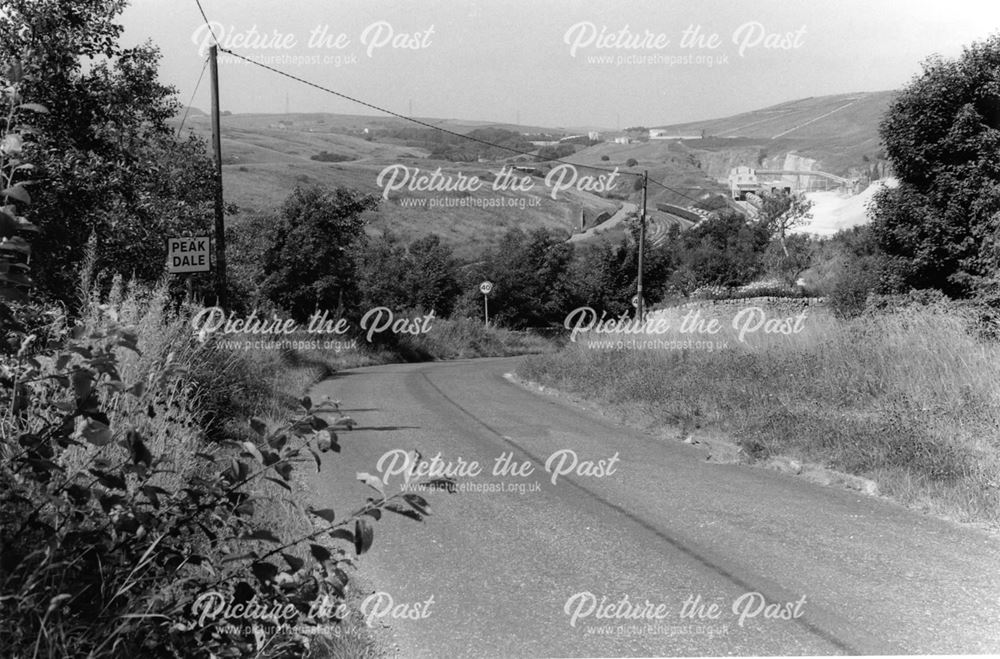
[120, 0, 1000, 129]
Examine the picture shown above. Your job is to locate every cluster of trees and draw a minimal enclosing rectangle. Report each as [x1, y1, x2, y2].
[226, 186, 819, 330]
[310, 150, 352, 162]
[536, 143, 577, 161]
[868, 34, 1000, 301]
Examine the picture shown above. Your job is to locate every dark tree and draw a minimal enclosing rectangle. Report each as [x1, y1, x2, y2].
[259, 186, 378, 321]
[870, 34, 1000, 296]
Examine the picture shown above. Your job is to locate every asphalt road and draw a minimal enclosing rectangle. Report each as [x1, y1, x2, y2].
[306, 357, 1000, 657]
[568, 202, 636, 242]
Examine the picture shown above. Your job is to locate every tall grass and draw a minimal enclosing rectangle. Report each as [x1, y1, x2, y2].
[521, 300, 1000, 526]
[63, 273, 388, 657]
[394, 316, 553, 360]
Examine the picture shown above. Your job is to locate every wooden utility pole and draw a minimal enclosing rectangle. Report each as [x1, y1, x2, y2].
[636, 170, 648, 321]
[209, 45, 227, 309]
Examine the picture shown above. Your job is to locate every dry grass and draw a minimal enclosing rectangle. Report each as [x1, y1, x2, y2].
[65, 275, 391, 657]
[394, 316, 554, 360]
[522, 299, 1000, 527]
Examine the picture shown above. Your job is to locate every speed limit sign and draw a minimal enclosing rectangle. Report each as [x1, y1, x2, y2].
[480, 281, 494, 295]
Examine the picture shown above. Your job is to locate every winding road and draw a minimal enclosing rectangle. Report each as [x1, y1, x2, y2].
[306, 357, 1000, 657]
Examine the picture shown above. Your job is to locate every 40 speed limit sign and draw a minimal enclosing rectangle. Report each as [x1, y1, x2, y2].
[479, 281, 494, 295]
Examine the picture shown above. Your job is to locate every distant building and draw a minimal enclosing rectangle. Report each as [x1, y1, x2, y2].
[649, 128, 701, 140]
[729, 166, 762, 200]
[614, 136, 631, 144]
[587, 131, 600, 141]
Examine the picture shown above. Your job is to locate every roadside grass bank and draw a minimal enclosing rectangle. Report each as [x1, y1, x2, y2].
[519, 299, 1000, 529]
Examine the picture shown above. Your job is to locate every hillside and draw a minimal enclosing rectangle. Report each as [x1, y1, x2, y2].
[648, 91, 895, 178]
[175, 112, 682, 257]
[171, 90, 892, 257]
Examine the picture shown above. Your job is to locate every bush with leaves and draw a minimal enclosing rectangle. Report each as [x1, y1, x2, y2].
[0, 0, 217, 304]
[0, 306, 454, 658]
[256, 186, 379, 322]
[870, 33, 1000, 297]
[0, 58, 44, 303]
[665, 208, 771, 293]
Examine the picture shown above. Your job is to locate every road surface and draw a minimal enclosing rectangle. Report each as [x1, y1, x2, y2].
[568, 203, 636, 242]
[307, 357, 1000, 657]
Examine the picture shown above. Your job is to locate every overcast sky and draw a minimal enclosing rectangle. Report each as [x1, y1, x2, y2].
[120, 0, 1000, 129]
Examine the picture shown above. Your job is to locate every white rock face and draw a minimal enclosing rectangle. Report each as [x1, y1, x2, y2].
[793, 178, 899, 236]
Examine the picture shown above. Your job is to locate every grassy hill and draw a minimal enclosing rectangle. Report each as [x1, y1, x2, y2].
[171, 90, 892, 258]
[648, 91, 895, 176]
[175, 112, 670, 257]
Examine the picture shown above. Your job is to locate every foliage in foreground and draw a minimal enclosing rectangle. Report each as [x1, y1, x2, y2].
[0, 290, 453, 658]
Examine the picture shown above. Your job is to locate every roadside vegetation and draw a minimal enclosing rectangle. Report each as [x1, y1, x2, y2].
[521, 34, 1000, 530]
[0, 3, 469, 657]
[522, 298, 1000, 527]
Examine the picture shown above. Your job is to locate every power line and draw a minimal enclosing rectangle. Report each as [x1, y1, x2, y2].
[193, 0, 220, 44]
[218, 46, 708, 206]
[176, 55, 209, 135]
[217, 48, 620, 171]
[192, 0, 707, 207]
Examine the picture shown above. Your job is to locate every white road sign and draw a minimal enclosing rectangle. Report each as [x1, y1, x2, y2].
[167, 236, 210, 273]
[480, 281, 494, 295]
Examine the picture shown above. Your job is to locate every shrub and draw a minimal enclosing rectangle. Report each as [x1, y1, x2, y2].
[829, 268, 874, 318]
[258, 186, 379, 321]
[310, 151, 352, 163]
[0, 285, 454, 657]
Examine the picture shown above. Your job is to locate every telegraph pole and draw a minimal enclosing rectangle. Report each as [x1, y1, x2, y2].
[209, 45, 228, 309]
[636, 170, 648, 321]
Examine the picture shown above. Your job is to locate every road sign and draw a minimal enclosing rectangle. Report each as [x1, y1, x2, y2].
[480, 281, 494, 295]
[167, 236, 210, 273]
[631, 294, 644, 308]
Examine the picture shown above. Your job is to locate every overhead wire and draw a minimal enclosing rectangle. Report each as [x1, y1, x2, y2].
[176, 55, 209, 135]
[192, 0, 708, 207]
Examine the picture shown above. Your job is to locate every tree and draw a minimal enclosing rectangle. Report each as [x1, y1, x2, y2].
[470, 228, 575, 328]
[358, 232, 412, 312]
[763, 233, 816, 286]
[0, 0, 216, 303]
[358, 233, 461, 315]
[406, 234, 460, 315]
[571, 223, 675, 315]
[666, 209, 770, 292]
[870, 34, 1000, 296]
[758, 190, 813, 256]
[259, 186, 378, 320]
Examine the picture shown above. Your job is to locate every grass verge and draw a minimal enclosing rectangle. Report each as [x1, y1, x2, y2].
[520, 299, 1000, 529]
